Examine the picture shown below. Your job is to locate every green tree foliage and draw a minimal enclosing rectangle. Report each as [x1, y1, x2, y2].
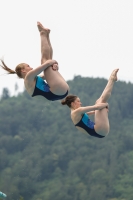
[0, 77, 133, 199]
[1, 87, 10, 100]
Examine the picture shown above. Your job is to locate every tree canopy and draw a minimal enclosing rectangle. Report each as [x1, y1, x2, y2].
[0, 76, 133, 200]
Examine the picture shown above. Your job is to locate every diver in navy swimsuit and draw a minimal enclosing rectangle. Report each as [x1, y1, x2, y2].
[61, 69, 119, 138]
[32, 75, 68, 101]
[0, 22, 69, 101]
[75, 113, 104, 138]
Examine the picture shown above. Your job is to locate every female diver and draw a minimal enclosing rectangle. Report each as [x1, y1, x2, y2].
[0, 22, 69, 101]
[61, 69, 119, 138]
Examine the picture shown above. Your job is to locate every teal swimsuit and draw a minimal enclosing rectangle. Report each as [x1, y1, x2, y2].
[32, 76, 68, 101]
[75, 113, 105, 138]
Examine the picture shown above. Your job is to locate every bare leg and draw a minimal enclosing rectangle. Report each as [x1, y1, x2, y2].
[37, 22, 51, 63]
[94, 69, 119, 136]
[37, 22, 69, 95]
[47, 33, 53, 59]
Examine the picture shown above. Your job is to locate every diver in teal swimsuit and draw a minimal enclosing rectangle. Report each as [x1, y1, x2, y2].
[32, 75, 68, 101]
[61, 69, 119, 138]
[0, 22, 69, 101]
[75, 113, 104, 138]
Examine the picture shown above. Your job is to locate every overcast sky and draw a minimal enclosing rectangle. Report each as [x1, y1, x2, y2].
[0, 0, 133, 96]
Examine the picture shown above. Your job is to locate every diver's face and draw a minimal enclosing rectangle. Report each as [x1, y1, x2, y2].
[72, 97, 82, 109]
[23, 64, 33, 73]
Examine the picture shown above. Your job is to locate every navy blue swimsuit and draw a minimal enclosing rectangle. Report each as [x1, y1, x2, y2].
[75, 113, 105, 138]
[32, 76, 68, 101]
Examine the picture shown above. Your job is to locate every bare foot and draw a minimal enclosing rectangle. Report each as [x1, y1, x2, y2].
[110, 68, 119, 82]
[37, 21, 50, 34]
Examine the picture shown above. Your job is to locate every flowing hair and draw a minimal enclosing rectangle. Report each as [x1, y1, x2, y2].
[0, 59, 25, 78]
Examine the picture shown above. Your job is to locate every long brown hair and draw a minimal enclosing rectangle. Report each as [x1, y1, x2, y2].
[61, 95, 77, 107]
[0, 59, 25, 78]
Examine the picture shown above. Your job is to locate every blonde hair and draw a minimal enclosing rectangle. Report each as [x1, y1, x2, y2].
[0, 59, 25, 78]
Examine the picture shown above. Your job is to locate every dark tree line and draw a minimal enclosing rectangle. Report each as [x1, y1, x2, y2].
[0, 76, 133, 200]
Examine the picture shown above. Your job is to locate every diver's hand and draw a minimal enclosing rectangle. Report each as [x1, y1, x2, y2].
[42, 59, 58, 67]
[96, 102, 109, 110]
[52, 64, 59, 71]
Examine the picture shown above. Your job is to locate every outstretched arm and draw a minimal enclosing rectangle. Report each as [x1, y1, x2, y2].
[86, 111, 95, 116]
[39, 63, 59, 80]
[26, 59, 58, 80]
[75, 103, 108, 115]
